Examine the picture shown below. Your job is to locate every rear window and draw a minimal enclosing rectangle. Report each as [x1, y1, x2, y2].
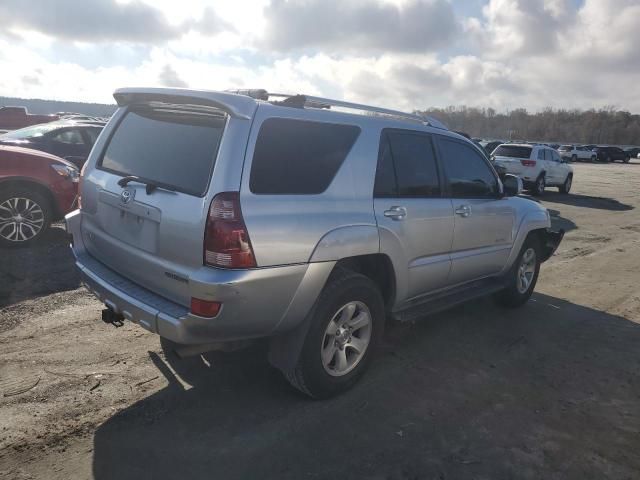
[250, 118, 360, 194]
[99, 105, 226, 196]
[493, 145, 532, 159]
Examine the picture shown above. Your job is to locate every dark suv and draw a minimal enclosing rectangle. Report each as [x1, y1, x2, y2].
[593, 146, 631, 163]
[0, 121, 103, 169]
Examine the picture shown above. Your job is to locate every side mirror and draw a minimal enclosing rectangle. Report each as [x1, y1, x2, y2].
[502, 174, 522, 197]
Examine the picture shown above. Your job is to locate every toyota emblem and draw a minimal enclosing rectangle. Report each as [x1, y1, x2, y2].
[120, 188, 135, 205]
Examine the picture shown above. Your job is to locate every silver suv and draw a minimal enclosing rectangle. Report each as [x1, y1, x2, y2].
[66, 87, 563, 398]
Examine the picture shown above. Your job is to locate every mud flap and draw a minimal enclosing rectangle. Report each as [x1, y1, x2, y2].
[540, 228, 565, 262]
[267, 313, 313, 376]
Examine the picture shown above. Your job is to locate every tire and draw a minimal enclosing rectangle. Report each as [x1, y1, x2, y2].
[605, 156, 611, 163]
[590, 155, 597, 163]
[0, 187, 52, 247]
[571, 154, 577, 162]
[531, 173, 545, 196]
[286, 268, 385, 399]
[495, 235, 541, 308]
[559, 174, 572, 194]
[623, 156, 630, 164]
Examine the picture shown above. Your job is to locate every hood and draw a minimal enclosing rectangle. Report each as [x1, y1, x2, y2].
[0, 144, 77, 169]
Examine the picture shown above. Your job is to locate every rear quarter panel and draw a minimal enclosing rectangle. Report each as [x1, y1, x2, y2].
[240, 105, 381, 267]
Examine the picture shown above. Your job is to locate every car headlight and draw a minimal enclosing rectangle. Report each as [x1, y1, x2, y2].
[51, 164, 80, 183]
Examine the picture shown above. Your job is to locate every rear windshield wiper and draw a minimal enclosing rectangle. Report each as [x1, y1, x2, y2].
[117, 175, 176, 194]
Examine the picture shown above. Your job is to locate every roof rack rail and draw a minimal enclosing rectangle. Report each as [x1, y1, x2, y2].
[268, 93, 447, 129]
[225, 89, 447, 129]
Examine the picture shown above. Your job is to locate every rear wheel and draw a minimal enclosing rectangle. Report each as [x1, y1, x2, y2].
[0, 187, 51, 247]
[285, 268, 384, 399]
[571, 154, 577, 162]
[531, 174, 545, 196]
[559, 174, 572, 194]
[624, 156, 630, 164]
[605, 155, 611, 163]
[495, 235, 541, 308]
[590, 155, 597, 163]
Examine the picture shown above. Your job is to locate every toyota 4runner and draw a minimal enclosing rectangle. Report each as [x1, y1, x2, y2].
[66, 88, 563, 398]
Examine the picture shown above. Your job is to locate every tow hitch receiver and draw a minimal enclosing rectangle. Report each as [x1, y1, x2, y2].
[102, 307, 125, 327]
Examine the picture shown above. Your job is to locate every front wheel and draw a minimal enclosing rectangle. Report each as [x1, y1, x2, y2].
[286, 268, 385, 398]
[495, 235, 541, 308]
[0, 187, 51, 247]
[590, 155, 597, 163]
[571, 154, 577, 162]
[623, 156, 630, 164]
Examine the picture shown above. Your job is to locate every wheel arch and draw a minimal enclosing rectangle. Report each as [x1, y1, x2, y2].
[0, 177, 59, 218]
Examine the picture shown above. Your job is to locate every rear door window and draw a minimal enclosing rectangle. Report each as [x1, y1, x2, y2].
[99, 105, 226, 197]
[250, 118, 360, 194]
[51, 129, 85, 145]
[374, 130, 440, 197]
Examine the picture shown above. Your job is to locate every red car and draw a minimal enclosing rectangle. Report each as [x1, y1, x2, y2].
[0, 106, 59, 131]
[0, 145, 78, 246]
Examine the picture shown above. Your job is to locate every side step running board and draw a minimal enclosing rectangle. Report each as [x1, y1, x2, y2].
[392, 278, 505, 323]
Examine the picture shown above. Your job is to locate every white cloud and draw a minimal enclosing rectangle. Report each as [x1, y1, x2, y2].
[0, 0, 639, 113]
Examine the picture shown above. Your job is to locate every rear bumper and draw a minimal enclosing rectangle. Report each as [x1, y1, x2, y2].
[540, 228, 564, 262]
[65, 210, 334, 345]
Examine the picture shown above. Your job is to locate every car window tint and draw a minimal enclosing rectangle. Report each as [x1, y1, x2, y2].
[250, 118, 360, 194]
[373, 135, 397, 196]
[438, 137, 498, 198]
[551, 150, 561, 162]
[544, 149, 552, 161]
[84, 128, 101, 145]
[537, 149, 545, 160]
[374, 131, 440, 197]
[51, 129, 85, 145]
[493, 145, 532, 158]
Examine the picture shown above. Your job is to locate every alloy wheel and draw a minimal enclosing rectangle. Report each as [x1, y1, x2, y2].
[517, 248, 537, 294]
[321, 301, 372, 377]
[0, 197, 45, 242]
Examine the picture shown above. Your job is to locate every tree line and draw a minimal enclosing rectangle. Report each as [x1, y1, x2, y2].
[416, 106, 640, 146]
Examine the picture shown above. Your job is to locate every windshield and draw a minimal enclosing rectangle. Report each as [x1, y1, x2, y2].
[0, 123, 60, 140]
[493, 145, 532, 158]
[99, 104, 227, 197]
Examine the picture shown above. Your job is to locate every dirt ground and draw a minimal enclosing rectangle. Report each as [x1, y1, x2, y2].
[1, 161, 640, 479]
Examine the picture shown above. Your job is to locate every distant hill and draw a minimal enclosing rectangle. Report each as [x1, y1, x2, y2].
[0, 96, 116, 117]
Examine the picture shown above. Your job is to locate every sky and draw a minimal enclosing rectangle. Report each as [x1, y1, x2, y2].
[0, 0, 639, 113]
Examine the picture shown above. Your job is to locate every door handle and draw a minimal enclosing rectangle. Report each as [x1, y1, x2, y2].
[455, 205, 471, 217]
[383, 206, 407, 220]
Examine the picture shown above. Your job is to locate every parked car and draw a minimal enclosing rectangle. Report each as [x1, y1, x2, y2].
[0, 145, 78, 245]
[66, 87, 563, 398]
[492, 143, 573, 196]
[480, 140, 503, 156]
[593, 146, 631, 163]
[557, 145, 597, 162]
[0, 121, 103, 168]
[624, 147, 640, 158]
[0, 106, 59, 131]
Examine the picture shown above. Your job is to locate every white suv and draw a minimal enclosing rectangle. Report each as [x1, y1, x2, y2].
[557, 145, 596, 162]
[492, 144, 573, 196]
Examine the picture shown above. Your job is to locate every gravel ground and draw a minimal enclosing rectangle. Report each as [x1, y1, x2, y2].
[1, 161, 640, 479]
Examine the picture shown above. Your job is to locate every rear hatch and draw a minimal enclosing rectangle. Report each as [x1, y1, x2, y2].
[80, 99, 233, 306]
[492, 145, 533, 176]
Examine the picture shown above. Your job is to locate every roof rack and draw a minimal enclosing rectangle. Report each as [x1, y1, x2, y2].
[225, 89, 447, 129]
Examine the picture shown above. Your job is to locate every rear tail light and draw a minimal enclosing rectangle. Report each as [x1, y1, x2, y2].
[190, 297, 222, 317]
[520, 159, 537, 167]
[204, 192, 256, 268]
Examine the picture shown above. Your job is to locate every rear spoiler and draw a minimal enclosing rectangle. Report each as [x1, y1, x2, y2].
[113, 87, 258, 120]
